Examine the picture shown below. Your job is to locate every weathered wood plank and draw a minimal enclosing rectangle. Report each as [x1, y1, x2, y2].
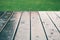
[31, 12, 46, 40]
[0, 12, 21, 40]
[0, 11, 4, 17]
[15, 12, 30, 40]
[0, 12, 13, 32]
[39, 11, 60, 40]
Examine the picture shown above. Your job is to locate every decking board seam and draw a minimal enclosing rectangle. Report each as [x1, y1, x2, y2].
[38, 12, 48, 40]
[13, 12, 23, 40]
[46, 13, 60, 33]
[30, 12, 31, 40]
[0, 12, 14, 32]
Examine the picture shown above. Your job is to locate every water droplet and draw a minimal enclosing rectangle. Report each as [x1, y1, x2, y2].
[52, 29, 54, 31]
[21, 21, 25, 24]
[36, 35, 39, 38]
[53, 39, 55, 40]
[49, 36, 51, 38]
[32, 17, 34, 19]
[46, 23, 49, 25]
[51, 32, 53, 35]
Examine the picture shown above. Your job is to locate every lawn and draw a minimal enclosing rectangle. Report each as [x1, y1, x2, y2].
[0, 0, 60, 11]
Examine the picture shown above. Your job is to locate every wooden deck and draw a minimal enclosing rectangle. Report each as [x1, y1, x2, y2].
[0, 11, 60, 40]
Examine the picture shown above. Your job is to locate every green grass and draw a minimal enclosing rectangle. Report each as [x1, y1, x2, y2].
[0, 0, 60, 11]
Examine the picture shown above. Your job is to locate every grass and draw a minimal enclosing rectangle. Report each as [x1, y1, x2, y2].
[0, 0, 60, 11]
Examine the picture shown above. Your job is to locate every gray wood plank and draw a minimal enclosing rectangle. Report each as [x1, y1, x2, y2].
[47, 12, 60, 32]
[31, 12, 46, 40]
[15, 12, 30, 40]
[39, 11, 60, 40]
[54, 11, 60, 18]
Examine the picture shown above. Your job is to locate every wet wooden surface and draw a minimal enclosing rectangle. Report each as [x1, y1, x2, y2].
[0, 11, 60, 40]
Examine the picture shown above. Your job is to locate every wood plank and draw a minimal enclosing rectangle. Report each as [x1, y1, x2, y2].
[31, 12, 46, 40]
[0, 12, 13, 32]
[0, 12, 21, 40]
[47, 12, 60, 32]
[15, 12, 30, 40]
[39, 11, 60, 40]
[54, 11, 60, 18]
[0, 12, 7, 18]
[0, 11, 4, 17]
